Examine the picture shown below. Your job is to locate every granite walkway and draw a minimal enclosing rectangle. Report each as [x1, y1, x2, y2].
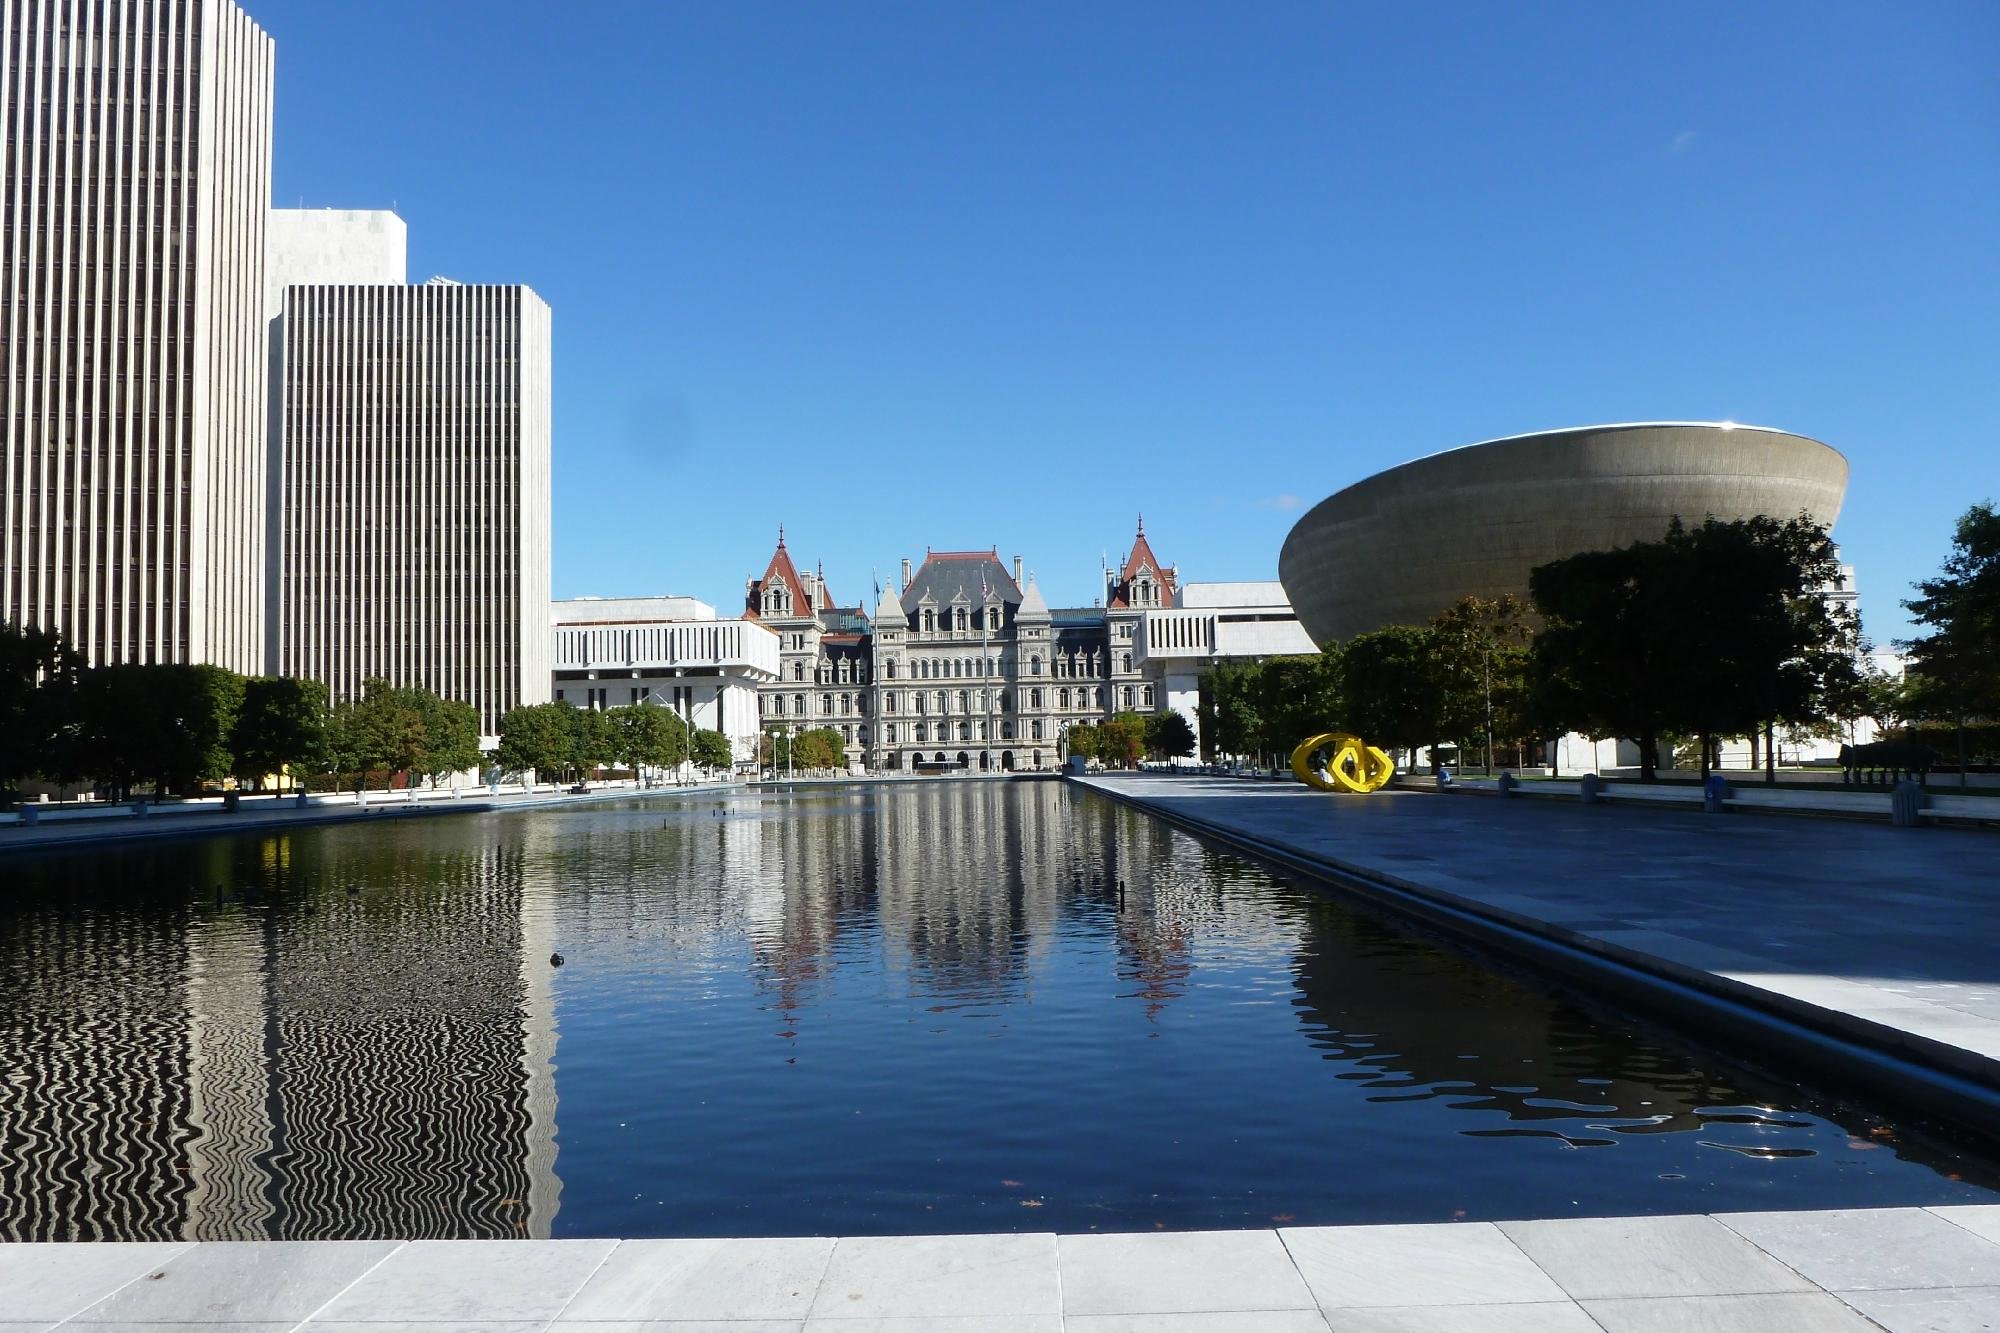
[1078, 774, 2000, 1116]
[6, 1206, 1999, 1330]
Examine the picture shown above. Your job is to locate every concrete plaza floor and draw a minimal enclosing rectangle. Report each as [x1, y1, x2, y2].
[5, 1206, 1999, 1330]
[1077, 774, 2000, 1109]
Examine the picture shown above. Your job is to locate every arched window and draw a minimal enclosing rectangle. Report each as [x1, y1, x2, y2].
[1122, 686, 1135, 709]
[1058, 688, 1070, 709]
[840, 692, 851, 713]
[1030, 655, 1042, 676]
[1121, 652, 1132, 673]
[821, 693, 833, 714]
[1142, 686, 1155, 707]
[957, 690, 970, 713]
[791, 661, 804, 681]
[886, 660, 897, 679]
[923, 609, 935, 632]
[1030, 688, 1043, 709]
[793, 694, 805, 714]
[914, 722, 927, 743]
[988, 607, 1001, 630]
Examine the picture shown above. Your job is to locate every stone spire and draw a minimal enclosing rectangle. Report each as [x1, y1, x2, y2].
[1017, 576, 1050, 621]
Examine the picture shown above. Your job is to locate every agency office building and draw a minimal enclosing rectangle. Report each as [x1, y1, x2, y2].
[1, 0, 274, 672]
[3, 0, 554, 743]
[270, 273, 553, 738]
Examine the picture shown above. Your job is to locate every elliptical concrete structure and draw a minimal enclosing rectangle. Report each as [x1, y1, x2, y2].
[1279, 422, 1848, 645]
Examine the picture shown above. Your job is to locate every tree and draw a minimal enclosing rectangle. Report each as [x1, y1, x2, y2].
[1902, 502, 2000, 783]
[495, 701, 576, 782]
[1530, 515, 1861, 780]
[1144, 709, 1197, 760]
[568, 705, 617, 778]
[329, 680, 427, 791]
[66, 663, 245, 798]
[409, 691, 481, 786]
[792, 726, 847, 771]
[691, 728, 733, 772]
[230, 677, 330, 790]
[1064, 722, 1101, 763]
[612, 702, 689, 783]
[1427, 596, 1532, 772]
[760, 729, 793, 773]
[1338, 626, 1451, 760]
[0, 623, 74, 797]
[1199, 660, 1260, 761]
[1100, 713, 1148, 768]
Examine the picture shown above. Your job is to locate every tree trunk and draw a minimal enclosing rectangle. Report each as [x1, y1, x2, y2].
[1640, 729, 1658, 781]
[1698, 731, 1711, 781]
[1765, 719, 1777, 785]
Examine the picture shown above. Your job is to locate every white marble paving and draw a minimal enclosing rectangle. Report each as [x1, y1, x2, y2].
[8, 1207, 2000, 1329]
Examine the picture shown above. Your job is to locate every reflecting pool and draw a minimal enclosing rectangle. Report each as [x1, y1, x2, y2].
[2, 781, 1996, 1241]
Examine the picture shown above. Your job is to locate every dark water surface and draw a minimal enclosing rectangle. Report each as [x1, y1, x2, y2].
[2, 781, 1996, 1241]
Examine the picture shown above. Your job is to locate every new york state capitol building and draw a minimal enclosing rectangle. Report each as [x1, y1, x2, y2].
[552, 523, 1313, 773]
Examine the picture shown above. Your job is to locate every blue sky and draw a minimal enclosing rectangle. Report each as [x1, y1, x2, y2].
[258, 1, 1998, 640]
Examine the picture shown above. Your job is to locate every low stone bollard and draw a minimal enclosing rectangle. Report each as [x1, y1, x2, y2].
[132, 798, 148, 818]
[224, 791, 240, 813]
[1703, 774, 1731, 814]
[21, 806, 39, 826]
[1579, 774, 1603, 805]
[295, 790, 309, 809]
[1497, 772, 1519, 798]
[1891, 779, 1929, 828]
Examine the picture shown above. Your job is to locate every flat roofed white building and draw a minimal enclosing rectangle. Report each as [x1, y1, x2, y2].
[551, 597, 778, 767]
[273, 283, 553, 737]
[1136, 580, 1317, 753]
[263, 209, 407, 314]
[2, 0, 274, 671]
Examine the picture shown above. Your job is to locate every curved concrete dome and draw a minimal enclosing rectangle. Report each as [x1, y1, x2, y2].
[1279, 423, 1848, 645]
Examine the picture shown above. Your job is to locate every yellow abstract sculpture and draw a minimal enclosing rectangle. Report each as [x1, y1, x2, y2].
[1290, 732, 1396, 793]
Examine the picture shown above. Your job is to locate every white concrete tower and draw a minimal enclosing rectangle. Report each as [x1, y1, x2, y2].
[1, 0, 275, 670]
[271, 282, 553, 736]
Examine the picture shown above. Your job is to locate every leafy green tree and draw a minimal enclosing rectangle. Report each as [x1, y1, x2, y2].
[409, 691, 482, 785]
[495, 701, 576, 782]
[1902, 502, 2000, 782]
[1144, 709, 1197, 760]
[1529, 541, 1679, 779]
[760, 728, 793, 772]
[611, 702, 690, 782]
[1239, 652, 1342, 760]
[1531, 515, 1861, 780]
[230, 677, 330, 790]
[66, 663, 245, 798]
[1427, 596, 1532, 771]
[1100, 713, 1148, 768]
[1338, 626, 1451, 760]
[329, 680, 427, 792]
[691, 728, 733, 772]
[1064, 721, 1101, 763]
[792, 726, 847, 771]
[568, 705, 618, 778]
[1198, 659, 1260, 761]
[0, 622, 74, 797]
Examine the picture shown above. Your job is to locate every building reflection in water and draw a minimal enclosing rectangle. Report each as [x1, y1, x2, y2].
[0, 782, 1994, 1241]
[0, 828, 558, 1242]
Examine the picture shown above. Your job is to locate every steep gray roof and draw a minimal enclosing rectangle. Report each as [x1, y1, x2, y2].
[900, 552, 1021, 614]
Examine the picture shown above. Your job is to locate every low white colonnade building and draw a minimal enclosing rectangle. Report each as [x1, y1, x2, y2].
[1135, 581, 1318, 753]
[551, 598, 779, 768]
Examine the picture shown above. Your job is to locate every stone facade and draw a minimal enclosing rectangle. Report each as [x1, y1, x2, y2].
[744, 523, 1180, 772]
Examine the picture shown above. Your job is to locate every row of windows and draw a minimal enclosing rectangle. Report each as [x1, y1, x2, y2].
[755, 682, 1153, 718]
